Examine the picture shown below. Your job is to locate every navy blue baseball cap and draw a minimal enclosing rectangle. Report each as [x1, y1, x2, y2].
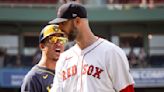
[49, 2, 87, 24]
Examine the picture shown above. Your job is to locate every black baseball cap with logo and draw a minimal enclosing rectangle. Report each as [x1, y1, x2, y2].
[49, 2, 87, 24]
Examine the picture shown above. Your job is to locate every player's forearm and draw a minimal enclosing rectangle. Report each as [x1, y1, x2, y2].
[120, 84, 135, 92]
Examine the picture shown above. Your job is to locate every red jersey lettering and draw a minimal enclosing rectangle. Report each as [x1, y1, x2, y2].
[92, 67, 104, 79]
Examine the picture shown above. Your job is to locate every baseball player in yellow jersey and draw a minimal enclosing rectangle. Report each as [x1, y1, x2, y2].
[21, 24, 67, 92]
[50, 2, 135, 92]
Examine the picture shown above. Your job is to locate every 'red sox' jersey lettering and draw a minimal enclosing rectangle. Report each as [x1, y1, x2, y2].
[62, 64, 104, 81]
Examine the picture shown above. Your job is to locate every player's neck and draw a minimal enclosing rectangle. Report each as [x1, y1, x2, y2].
[37, 57, 56, 70]
[76, 29, 98, 50]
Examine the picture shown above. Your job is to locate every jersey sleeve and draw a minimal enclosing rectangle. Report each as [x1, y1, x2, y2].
[120, 84, 134, 92]
[50, 54, 65, 92]
[21, 75, 41, 92]
[107, 46, 135, 92]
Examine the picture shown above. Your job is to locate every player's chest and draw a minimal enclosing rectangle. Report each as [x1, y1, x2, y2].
[62, 54, 105, 81]
[39, 73, 54, 92]
[63, 52, 104, 67]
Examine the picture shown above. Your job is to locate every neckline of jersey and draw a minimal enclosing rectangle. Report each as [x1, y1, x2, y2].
[74, 37, 104, 56]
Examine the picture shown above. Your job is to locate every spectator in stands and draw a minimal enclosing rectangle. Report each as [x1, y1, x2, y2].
[21, 24, 67, 92]
[0, 48, 6, 67]
[138, 47, 147, 67]
[16, 54, 21, 67]
[140, 0, 147, 8]
[148, 0, 155, 9]
[107, 0, 114, 4]
[59, 0, 80, 4]
[128, 47, 138, 68]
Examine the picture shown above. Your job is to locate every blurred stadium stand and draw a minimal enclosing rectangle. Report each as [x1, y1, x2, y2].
[0, 0, 58, 4]
[0, 0, 164, 92]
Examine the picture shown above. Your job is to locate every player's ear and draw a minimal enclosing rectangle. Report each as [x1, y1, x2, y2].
[74, 17, 81, 26]
[39, 43, 46, 51]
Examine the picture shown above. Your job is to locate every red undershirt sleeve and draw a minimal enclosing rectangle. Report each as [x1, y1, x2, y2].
[120, 84, 135, 92]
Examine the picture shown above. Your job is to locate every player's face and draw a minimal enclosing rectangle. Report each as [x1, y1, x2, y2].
[59, 19, 78, 41]
[44, 35, 67, 61]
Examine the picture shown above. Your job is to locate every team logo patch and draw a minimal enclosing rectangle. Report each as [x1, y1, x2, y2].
[43, 74, 48, 79]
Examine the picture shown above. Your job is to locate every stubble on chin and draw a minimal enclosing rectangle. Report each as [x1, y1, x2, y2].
[68, 27, 78, 41]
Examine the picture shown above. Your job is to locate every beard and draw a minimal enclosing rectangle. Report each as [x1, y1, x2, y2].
[67, 23, 78, 41]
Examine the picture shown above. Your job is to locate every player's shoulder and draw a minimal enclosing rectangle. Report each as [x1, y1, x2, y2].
[21, 65, 44, 92]
[61, 45, 76, 56]
[98, 38, 118, 49]
[99, 38, 125, 54]
[23, 65, 40, 81]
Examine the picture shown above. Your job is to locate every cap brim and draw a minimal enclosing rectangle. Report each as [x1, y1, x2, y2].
[49, 18, 68, 24]
[40, 32, 65, 43]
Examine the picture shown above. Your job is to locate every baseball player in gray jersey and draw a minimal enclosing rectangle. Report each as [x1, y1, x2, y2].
[49, 2, 135, 92]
